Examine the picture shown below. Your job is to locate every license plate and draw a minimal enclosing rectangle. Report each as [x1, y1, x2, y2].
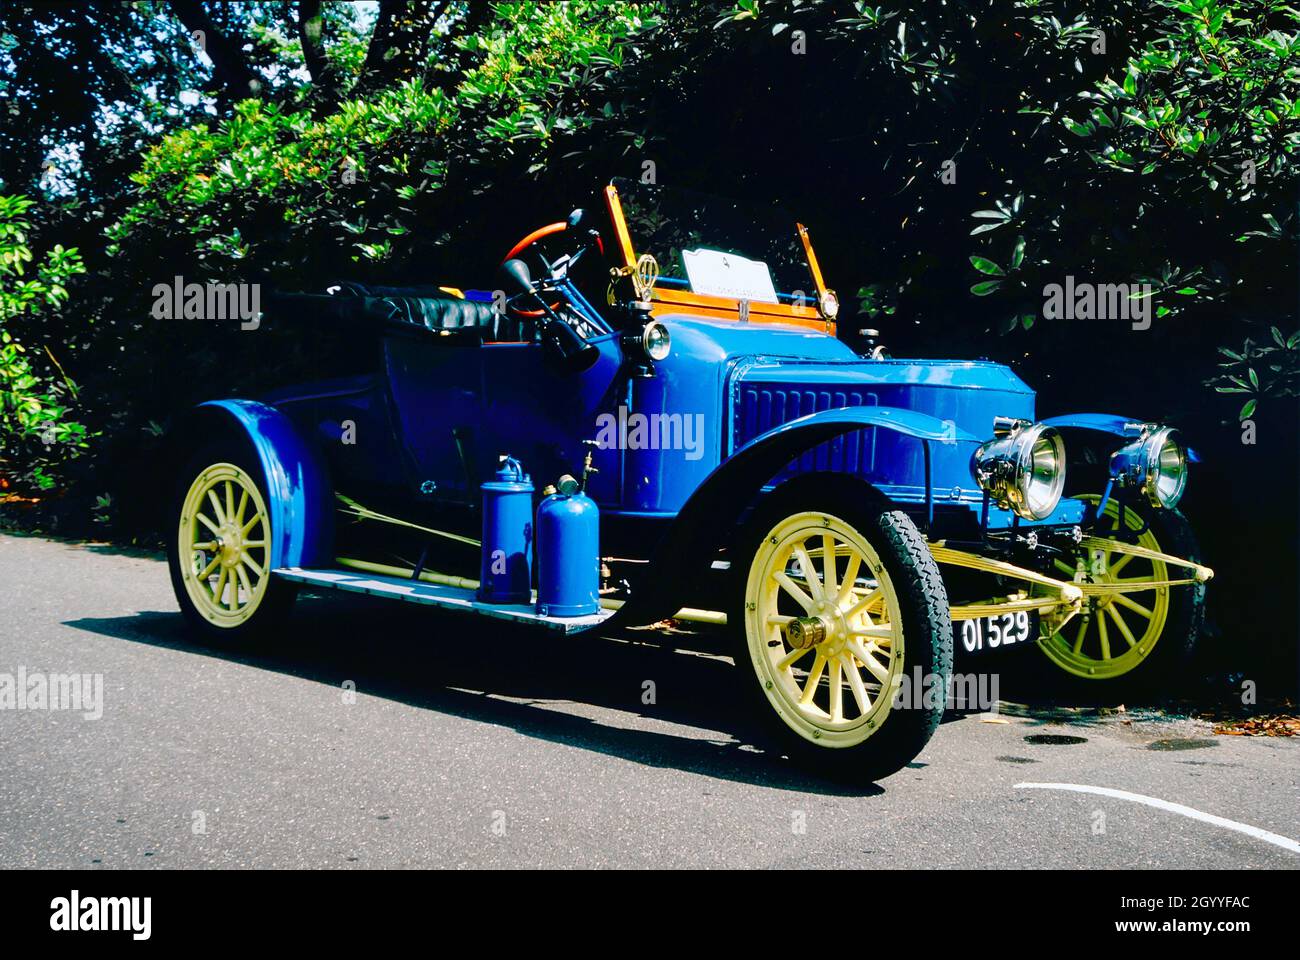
[957, 610, 1038, 654]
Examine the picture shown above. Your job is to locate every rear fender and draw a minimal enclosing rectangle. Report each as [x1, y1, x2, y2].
[171, 400, 334, 569]
[611, 406, 977, 626]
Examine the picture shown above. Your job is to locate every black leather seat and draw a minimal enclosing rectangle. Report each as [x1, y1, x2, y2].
[327, 281, 516, 340]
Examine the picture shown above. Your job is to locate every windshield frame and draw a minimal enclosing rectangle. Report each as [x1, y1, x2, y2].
[602, 180, 836, 335]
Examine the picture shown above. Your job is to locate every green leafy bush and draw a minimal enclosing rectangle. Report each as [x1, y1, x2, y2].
[3, 1, 659, 527]
[977, 0, 1300, 415]
[0, 194, 89, 492]
[107, 2, 662, 283]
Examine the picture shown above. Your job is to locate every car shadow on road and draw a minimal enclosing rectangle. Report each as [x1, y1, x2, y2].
[64, 591, 897, 796]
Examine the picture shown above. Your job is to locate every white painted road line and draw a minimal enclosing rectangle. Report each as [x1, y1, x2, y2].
[1015, 782, 1300, 855]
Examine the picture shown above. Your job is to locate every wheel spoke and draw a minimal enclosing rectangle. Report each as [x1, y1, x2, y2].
[212, 567, 227, 604]
[778, 645, 812, 671]
[1072, 616, 1089, 654]
[850, 625, 894, 641]
[821, 535, 838, 601]
[792, 545, 824, 602]
[835, 552, 862, 607]
[843, 657, 871, 714]
[1097, 609, 1112, 660]
[828, 659, 844, 722]
[235, 488, 248, 527]
[1053, 559, 1076, 578]
[196, 554, 220, 580]
[235, 563, 253, 603]
[241, 514, 261, 538]
[1106, 605, 1138, 649]
[773, 571, 814, 613]
[1108, 552, 1135, 576]
[196, 511, 220, 537]
[849, 639, 891, 684]
[844, 587, 883, 620]
[799, 652, 827, 704]
[1112, 593, 1153, 620]
[224, 481, 234, 530]
[191, 540, 218, 552]
[241, 553, 265, 578]
[207, 489, 226, 525]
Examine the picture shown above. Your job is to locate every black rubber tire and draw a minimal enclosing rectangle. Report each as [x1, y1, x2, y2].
[166, 438, 298, 646]
[1033, 503, 1205, 703]
[731, 475, 952, 785]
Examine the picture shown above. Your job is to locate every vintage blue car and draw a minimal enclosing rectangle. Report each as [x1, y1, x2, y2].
[166, 178, 1212, 782]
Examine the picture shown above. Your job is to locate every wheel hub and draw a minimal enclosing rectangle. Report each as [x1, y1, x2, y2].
[789, 598, 852, 654]
[217, 523, 241, 567]
[787, 615, 828, 649]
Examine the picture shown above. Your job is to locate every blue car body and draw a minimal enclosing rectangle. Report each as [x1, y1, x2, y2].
[164, 183, 1208, 785]
[176, 182, 1184, 633]
[189, 302, 1117, 616]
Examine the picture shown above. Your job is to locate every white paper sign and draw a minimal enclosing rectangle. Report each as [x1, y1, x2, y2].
[681, 248, 779, 303]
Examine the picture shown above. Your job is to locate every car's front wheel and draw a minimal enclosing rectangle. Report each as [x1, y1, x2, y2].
[734, 478, 952, 784]
[167, 441, 297, 643]
[1035, 494, 1205, 697]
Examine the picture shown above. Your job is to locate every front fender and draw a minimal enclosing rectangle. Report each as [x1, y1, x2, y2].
[1042, 412, 1200, 462]
[610, 406, 977, 626]
[1041, 412, 1137, 435]
[179, 400, 334, 569]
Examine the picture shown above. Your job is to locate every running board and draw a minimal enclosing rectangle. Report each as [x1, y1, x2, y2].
[274, 567, 615, 634]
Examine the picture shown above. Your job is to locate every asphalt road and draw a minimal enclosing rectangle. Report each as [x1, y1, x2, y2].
[1, 531, 1296, 869]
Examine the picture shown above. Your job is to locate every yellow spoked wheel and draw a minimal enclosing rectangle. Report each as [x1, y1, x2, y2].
[745, 512, 905, 747]
[1038, 496, 1172, 680]
[736, 481, 951, 781]
[176, 462, 272, 628]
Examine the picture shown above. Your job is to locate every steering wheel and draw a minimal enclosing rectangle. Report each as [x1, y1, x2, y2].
[500, 217, 605, 317]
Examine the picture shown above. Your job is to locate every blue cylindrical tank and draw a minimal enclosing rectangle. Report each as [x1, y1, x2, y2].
[535, 491, 600, 617]
[477, 457, 534, 604]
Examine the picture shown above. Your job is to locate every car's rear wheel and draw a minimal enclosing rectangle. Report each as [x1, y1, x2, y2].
[167, 441, 297, 643]
[734, 478, 952, 784]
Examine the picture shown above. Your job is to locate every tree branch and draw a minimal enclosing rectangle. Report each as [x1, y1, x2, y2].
[353, 0, 437, 95]
[297, 0, 340, 107]
[433, 0, 490, 92]
[168, 0, 268, 104]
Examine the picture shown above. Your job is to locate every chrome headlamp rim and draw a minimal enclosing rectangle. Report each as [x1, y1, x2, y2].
[1016, 424, 1067, 520]
[641, 319, 671, 361]
[972, 420, 1067, 521]
[1136, 425, 1187, 509]
[623, 319, 671, 364]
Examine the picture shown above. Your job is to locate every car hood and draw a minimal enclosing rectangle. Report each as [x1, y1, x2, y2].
[729, 355, 1036, 457]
